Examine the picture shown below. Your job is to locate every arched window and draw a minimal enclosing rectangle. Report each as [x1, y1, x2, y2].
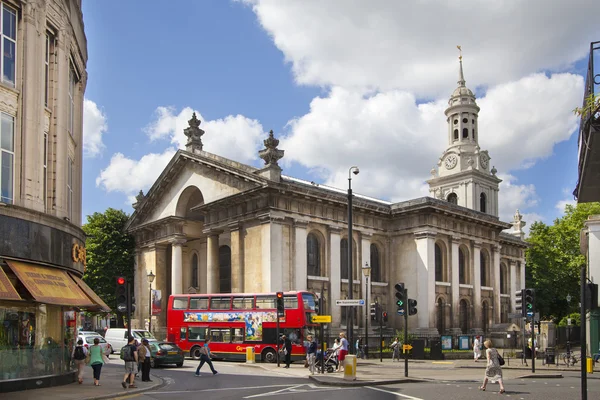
[480, 192, 487, 213]
[480, 252, 487, 287]
[436, 298, 445, 334]
[459, 299, 469, 333]
[453, 129, 459, 140]
[191, 253, 198, 288]
[340, 238, 348, 280]
[459, 248, 466, 284]
[447, 193, 458, 204]
[500, 263, 507, 294]
[462, 128, 468, 138]
[219, 245, 231, 293]
[501, 302, 508, 323]
[370, 244, 381, 282]
[482, 301, 489, 333]
[307, 233, 321, 276]
[435, 243, 443, 281]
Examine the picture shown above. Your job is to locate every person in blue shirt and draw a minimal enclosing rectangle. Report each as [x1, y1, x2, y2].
[195, 337, 218, 376]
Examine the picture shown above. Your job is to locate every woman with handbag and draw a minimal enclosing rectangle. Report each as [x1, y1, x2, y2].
[479, 339, 506, 394]
[194, 338, 218, 376]
[89, 337, 106, 386]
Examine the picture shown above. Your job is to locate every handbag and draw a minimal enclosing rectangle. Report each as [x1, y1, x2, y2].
[84, 353, 91, 365]
[497, 354, 505, 366]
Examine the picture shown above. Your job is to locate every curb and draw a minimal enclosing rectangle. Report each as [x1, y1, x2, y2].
[83, 373, 166, 400]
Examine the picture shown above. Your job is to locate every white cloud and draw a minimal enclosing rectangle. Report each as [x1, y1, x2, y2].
[144, 106, 265, 164]
[83, 99, 107, 158]
[243, 0, 596, 97]
[497, 174, 539, 223]
[95, 148, 177, 200]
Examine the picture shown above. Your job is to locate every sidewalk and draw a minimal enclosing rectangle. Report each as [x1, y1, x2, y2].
[5, 359, 163, 400]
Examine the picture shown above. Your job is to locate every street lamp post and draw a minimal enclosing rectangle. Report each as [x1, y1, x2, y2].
[147, 271, 155, 334]
[347, 166, 359, 354]
[362, 262, 371, 360]
[566, 294, 572, 355]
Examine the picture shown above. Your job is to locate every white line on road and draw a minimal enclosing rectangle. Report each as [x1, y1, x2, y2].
[242, 383, 350, 399]
[367, 386, 425, 400]
[144, 383, 295, 395]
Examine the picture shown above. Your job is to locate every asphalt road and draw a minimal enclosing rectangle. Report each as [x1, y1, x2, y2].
[129, 359, 600, 400]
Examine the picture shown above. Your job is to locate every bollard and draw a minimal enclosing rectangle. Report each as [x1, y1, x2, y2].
[343, 355, 357, 381]
[246, 346, 255, 364]
[587, 357, 593, 374]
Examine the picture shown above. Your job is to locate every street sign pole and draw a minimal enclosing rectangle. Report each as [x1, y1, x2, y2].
[126, 282, 132, 339]
[404, 287, 408, 378]
[321, 282, 325, 374]
[276, 315, 280, 367]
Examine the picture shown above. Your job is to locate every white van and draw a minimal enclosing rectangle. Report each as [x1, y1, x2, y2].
[105, 328, 156, 353]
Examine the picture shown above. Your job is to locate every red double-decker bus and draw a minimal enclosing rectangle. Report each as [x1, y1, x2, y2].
[167, 291, 319, 362]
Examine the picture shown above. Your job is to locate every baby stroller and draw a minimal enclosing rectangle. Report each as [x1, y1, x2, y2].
[315, 348, 338, 373]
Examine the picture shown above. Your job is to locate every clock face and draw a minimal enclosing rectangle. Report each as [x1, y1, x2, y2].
[444, 154, 458, 170]
[480, 154, 489, 169]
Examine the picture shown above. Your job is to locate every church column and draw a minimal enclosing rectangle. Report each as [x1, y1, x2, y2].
[142, 244, 167, 333]
[520, 260, 526, 289]
[510, 260, 517, 313]
[261, 217, 284, 292]
[230, 223, 244, 293]
[492, 245, 502, 324]
[294, 221, 308, 291]
[451, 237, 461, 328]
[473, 242, 482, 329]
[207, 233, 220, 293]
[171, 238, 186, 295]
[415, 232, 436, 328]
[329, 227, 342, 327]
[360, 233, 372, 330]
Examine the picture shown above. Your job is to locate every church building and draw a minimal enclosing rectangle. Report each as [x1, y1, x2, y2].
[126, 57, 528, 340]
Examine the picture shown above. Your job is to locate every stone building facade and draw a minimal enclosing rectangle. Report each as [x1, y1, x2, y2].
[127, 59, 528, 340]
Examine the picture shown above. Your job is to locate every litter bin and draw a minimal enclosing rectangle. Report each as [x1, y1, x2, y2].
[545, 347, 555, 365]
[412, 339, 425, 359]
[430, 339, 444, 360]
[246, 346, 255, 364]
[587, 357, 593, 374]
[343, 355, 357, 381]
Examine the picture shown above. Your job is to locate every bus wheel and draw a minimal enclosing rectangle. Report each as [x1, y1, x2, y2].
[262, 348, 277, 363]
[191, 347, 203, 360]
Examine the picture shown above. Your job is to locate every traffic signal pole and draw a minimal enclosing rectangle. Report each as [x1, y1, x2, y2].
[126, 282, 132, 338]
[404, 288, 408, 378]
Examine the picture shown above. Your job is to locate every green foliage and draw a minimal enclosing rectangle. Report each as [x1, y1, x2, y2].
[526, 202, 600, 322]
[557, 313, 581, 327]
[83, 208, 135, 312]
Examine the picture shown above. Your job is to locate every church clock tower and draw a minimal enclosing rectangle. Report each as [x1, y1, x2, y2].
[428, 49, 501, 216]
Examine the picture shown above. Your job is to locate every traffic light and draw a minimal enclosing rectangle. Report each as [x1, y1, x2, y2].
[524, 288, 535, 318]
[382, 311, 388, 323]
[408, 299, 418, 315]
[131, 295, 136, 313]
[515, 289, 524, 316]
[314, 298, 320, 314]
[115, 276, 127, 313]
[586, 283, 599, 310]
[370, 303, 377, 321]
[276, 291, 284, 316]
[395, 282, 406, 315]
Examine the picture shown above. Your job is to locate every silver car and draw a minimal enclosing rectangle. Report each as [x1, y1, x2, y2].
[77, 333, 112, 357]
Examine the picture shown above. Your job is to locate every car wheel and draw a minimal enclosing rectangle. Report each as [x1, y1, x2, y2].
[191, 347, 203, 360]
[261, 348, 277, 363]
[176, 362, 183, 367]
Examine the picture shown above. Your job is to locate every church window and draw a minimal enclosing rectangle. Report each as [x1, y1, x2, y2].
[370, 244, 381, 282]
[459, 248, 467, 284]
[191, 253, 198, 288]
[453, 129, 458, 140]
[435, 243, 444, 281]
[453, 119, 458, 125]
[340, 238, 348, 279]
[472, 119, 475, 124]
[462, 118, 468, 123]
[219, 245, 231, 293]
[459, 299, 469, 333]
[462, 128, 468, 138]
[447, 193, 458, 204]
[480, 192, 487, 213]
[307, 233, 321, 276]
[500, 263, 508, 294]
[480, 252, 487, 286]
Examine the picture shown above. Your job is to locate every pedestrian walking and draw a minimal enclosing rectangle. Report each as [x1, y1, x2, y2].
[305, 335, 317, 375]
[356, 338, 364, 359]
[390, 337, 401, 361]
[121, 336, 139, 389]
[139, 339, 152, 382]
[72, 339, 88, 384]
[280, 335, 292, 368]
[337, 332, 348, 372]
[88, 337, 105, 386]
[473, 336, 481, 362]
[195, 337, 218, 376]
[479, 339, 506, 394]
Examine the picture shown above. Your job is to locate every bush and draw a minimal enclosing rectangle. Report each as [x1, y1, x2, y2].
[557, 313, 580, 327]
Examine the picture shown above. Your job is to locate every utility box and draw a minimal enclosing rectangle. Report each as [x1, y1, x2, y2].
[412, 339, 425, 359]
[343, 355, 357, 381]
[430, 339, 444, 360]
[246, 347, 255, 364]
[544, 347, 555, 365]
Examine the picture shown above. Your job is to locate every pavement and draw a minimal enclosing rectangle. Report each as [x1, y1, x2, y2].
[4, 356, 598, 399]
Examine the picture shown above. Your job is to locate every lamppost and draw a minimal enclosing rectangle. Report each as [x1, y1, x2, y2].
[147, 271, 156, 334]
[362, 262, 371, 360]
[347, 166, 359, 353]
[566, 294, 572, 354]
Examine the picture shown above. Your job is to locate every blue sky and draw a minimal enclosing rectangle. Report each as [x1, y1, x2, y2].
[81, 0, 598, 230]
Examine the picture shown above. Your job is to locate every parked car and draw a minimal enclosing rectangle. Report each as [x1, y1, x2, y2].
[105, 328, 156, 354]
[148, 342, 184, 368]
[77, 333, 112, 357]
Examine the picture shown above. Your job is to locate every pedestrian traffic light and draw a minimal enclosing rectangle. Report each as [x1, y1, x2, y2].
[115, 276, 127, 313]
[382, 311, 388, 323]
[515, 289, 524, 316]
[276, 291, 284, 316]
[408, 299, 418, 316]
[370, 303, 377, 321]
[395, 282, 406, 314]
[524, 288, 535, 318]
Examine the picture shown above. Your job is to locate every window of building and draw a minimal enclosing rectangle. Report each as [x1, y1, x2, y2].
[191, 253, 198, 289]
[462, 128, 469, 139]
[459, 248, 467, 284]
[307, 233, 321, 276]
[436, 298, 445, 334]
[340, 238, 348, 279]
[480, 192, 487, 213]
[44, 32, 54, 107]
[67, 156, 73, 220]
[68, 63, 76, 137]
[0, 112, 14, 203]
[480, 252, 487, 286]
[219, 245, 231, 293]
[447, 192, 458, 205]
[453, 129, 458, 140]
[1, 4, 16, 87]
[435, 243, 443, 281]
[370, 244, 380, 282]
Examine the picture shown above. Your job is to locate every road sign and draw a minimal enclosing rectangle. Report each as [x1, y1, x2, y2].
[508, 313, 522, 319]
[117, 304, 127, 313]
[402, 344, 413, 353]
[335, 299, 365, 306]
[526, 311, 534, 318]
[311, 315, 332, 323]
[397, 309, 405, 316]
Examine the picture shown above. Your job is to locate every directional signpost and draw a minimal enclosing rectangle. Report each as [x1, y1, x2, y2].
[311, 315, 332, 323]
[402, 344, 413, 353]
[397, 309, 405, 316]
[335, 299, 365, 306]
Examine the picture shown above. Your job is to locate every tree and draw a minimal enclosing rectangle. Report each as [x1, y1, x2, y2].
[526, 202, 600, 322]
[83, 208, 135, 325]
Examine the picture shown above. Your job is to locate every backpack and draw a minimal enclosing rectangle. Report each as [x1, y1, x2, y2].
[120, 345, 134, 361]
[73, 346, 86, 360]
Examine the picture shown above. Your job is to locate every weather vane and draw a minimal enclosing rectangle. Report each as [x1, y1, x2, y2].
[457, 45, 462, 61]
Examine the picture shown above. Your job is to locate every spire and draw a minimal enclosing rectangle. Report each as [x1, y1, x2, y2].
[457, 45, 466, 87]
[184, 112, 205, 154]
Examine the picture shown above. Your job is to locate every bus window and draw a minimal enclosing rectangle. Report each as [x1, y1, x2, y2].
[302, 293, 317, 310]
[256, 296, 276, 309]
[190, 297, 208, 310]
[180, 327, 187, 340]
[284, 296, 298, 309]
[188, 327, 206, 341]
[284, 328, 301, 345]
[209, 328, 231, 343]
[232, 328, 244, 343]
[232, 297, 254, 309]
[173, 298, 188, 310]
[210, 297, 231, 310]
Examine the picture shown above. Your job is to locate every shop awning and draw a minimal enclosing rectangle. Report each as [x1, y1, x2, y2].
[0, 266, 21, 300]
[68, 273, 111, 312]
[6, 260, 95, 307]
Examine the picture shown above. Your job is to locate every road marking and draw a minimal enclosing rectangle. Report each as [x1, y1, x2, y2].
[367, 386, 425, 400]
[431, 361, 453, 364]
[145, 384, 314, 395]
[243, 383, 348, 398]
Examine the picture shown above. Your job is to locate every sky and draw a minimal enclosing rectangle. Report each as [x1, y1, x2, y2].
[81, 0, 598, 232]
